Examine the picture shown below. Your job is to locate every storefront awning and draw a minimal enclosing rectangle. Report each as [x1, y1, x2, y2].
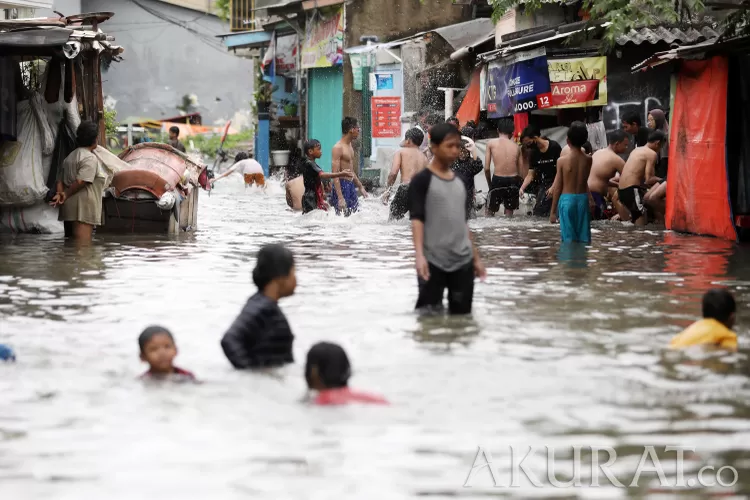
[346, 18, 495, 57]
[253, 0, 303, 14]
[217, 29, 273, 49]
[480, 22, 722, 63]
[479, 22, 610, 62]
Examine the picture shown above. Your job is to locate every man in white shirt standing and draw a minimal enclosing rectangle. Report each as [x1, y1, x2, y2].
[212, 152, 266, 189]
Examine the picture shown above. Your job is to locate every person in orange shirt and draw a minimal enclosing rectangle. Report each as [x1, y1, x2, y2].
[670, 289, 738, 350]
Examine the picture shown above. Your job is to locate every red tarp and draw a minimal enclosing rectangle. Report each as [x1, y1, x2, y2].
[456, 68, 481, 127]
[513, 112, 529, 141]
[666, 56, 737, 241]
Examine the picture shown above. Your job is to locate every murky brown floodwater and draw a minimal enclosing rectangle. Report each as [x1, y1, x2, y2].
[1, 176, 750, 499]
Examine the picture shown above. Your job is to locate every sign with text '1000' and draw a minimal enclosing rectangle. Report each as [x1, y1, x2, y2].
[486, 47, 552, 118]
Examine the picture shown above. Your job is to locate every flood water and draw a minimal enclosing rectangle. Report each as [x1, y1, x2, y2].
[2, 177, 750, 499]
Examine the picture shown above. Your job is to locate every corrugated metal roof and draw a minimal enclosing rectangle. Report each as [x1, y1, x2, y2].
[616, 25, 720, 46]
[631, 33, 750, 71]
[434, 18, 496, 52]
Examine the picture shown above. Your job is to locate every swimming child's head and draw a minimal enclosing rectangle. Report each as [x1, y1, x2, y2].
[305, 342, 351, 390]
[138, 326, 178, 374]
[252, 244, 296, 299]
[304, 139, 322, 160]
[235, 152, 249, 162]
[0, 344, 16, 362]
[702, 289, 736, 329]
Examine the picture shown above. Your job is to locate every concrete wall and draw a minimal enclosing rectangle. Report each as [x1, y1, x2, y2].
[80, 0, 254, 128]
[342, 0, 469, 122]
[495, 5, 571, 43]
[33, 0, 79, 17]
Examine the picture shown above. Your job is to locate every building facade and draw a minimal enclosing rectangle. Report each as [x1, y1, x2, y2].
[1, 0, 53, 18]
[68, 0, 254, 128]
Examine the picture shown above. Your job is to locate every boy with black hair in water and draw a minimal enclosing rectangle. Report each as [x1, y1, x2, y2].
[305, 342, 388, 405]
[221, 244, 297, 369]
[138, 326, 195, 381]
[549, 121, 593, 244]
[408, 123, 486, 315]
[670, 289, 738, 350]
[301, 140, 352, 214]
[384, 127, 427, 221]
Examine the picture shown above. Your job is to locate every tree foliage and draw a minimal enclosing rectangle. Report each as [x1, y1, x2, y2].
[104, 108, 119, 137]
[215, 0, 231, 22]
[487, 0, 710, 48]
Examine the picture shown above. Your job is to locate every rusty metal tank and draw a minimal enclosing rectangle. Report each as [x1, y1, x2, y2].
[114, 143, 206, 198]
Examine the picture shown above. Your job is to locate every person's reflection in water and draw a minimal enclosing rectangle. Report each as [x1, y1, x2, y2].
[661, 232, 735, 320]
[411, 314, 481, 350]
[557, 242, 589, 269]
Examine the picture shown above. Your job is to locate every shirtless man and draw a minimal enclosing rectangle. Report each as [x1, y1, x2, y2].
[331, 117, 368, 216]
[485, 120, 522, 216]
[617, 130, 665, 226]
[384, 127, 427, 220]
[550, 122, 593, 243]
[587, 130, 629, 219]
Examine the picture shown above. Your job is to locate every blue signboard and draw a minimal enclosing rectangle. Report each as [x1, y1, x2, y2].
[487, 48, 552, 118]
[376, 73, 394, 90]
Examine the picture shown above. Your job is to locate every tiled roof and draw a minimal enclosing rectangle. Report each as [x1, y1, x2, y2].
[616, 25, 720, 45]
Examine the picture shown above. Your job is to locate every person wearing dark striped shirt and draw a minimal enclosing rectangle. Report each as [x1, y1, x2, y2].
[221, 244, 296, 369]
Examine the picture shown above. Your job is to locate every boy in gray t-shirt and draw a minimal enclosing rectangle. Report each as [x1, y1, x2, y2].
[408, 123, 487, 315]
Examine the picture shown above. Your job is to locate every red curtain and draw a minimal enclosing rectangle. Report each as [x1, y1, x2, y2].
[666, 56, 737, 241]
[456, 68, 481, 127]
[513, 113, 529, 141]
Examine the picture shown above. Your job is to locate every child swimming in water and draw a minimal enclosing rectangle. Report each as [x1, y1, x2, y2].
[305, 342, 388, 405]
[670, 289, 738, 350]
[301, 140, 353, 214]
[138, 326, 195, 380]
[221, 244, 296, 369]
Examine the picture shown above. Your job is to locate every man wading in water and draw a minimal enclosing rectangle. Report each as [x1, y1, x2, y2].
[383, 127, 427, 221]
[587, 130, 629, 220]
[331, 117, 368, 215]
[485, 119, 522, 217]
[519, 126, 562, 218]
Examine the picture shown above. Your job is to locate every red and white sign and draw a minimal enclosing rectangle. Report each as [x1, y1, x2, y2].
[371, 97, 401, 138]
[550, 80, 600, 107]
[536, 92, 553, 109]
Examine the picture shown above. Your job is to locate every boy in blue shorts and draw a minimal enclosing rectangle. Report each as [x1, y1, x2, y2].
[330, 117, 368, 215]
[549, 121, 593, 244]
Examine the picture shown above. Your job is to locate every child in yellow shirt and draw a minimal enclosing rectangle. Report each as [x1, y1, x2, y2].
[670, 289, 738, 350]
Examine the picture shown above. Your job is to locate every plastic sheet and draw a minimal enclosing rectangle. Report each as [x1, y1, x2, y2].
[0, 202, 63, 234]
[0, 101, 48, 206]
[157, 191, 176, 210]
[46, 110, 77, 197]
[666, 57, 737, 241]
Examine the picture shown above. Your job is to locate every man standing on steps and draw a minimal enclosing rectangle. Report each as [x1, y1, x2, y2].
[518, 126, 563, 218]
[331, 117, 368, 216]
